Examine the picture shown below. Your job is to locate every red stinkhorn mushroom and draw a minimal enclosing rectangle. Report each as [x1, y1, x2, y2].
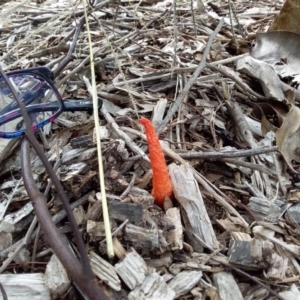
[139, 117, 173, 207]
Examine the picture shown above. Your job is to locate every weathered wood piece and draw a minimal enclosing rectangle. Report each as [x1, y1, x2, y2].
[217, 218, 249, 233]
[0, 140, 19, 168]
[264, 249, 288, 280]
[128, 273, 175, 300]
[84, 200, 102, 221]
[86, 220, 106, 241]
[0, 273, 51, 299]
[169, 262, 211, 274]
[0, 202, 34, 233]
[115, 248, 175, 299]
[45, 254, 70, 298]
[279, 284, 300, 300]
[248, 197, 282, 222]
[109, 201, 143, 225]
[286, 202, 300, 224]
[228, 237, 271, 270]
[228, 240, 257, 268]
[115, 248, 149, 290]
[0, 232, 12, 251]
[213, 271, 243, 300]
[146, 251, 173, 269]
[151, 98, 167, 128]
[165, 207, 183, 250]
[12, 247, 30, 265]
[61, 147, 85, 163]
[72, 205, 84, 225]
[253, 226, 293, 279]
[113, 237, 127, 259]
[124, 224, 160, 250]
[168, 163, 219, 251]
[79, 147, 97, 161]
[59, 162, 88, 181]
[89, 251, 121, 291]
[236, 56, 285, 101]
[168, 270, 202, 298]
[255, 225, 300, 256]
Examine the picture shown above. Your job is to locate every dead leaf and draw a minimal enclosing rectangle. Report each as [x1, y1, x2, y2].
[251, 102, 287, 136]
[276, 105, 300, 172]
[261, 115, 278, 137]
[269, 0, 300, 34]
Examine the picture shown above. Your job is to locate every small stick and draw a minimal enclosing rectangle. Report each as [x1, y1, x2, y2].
[176, 146, 278, 159]
[120, 173, 137, 200]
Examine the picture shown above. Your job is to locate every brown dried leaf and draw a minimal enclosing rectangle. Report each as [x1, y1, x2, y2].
[251, 102, 286, 136]
[269, 0, 300, 34]
[276, 105, 300, 172]
[261, 115, 278, 137]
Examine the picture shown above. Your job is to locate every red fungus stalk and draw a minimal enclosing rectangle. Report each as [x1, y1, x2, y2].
[139, 117, 173, 206]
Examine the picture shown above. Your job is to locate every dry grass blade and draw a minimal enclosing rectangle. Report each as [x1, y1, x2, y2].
[82, 0, 114, 259]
